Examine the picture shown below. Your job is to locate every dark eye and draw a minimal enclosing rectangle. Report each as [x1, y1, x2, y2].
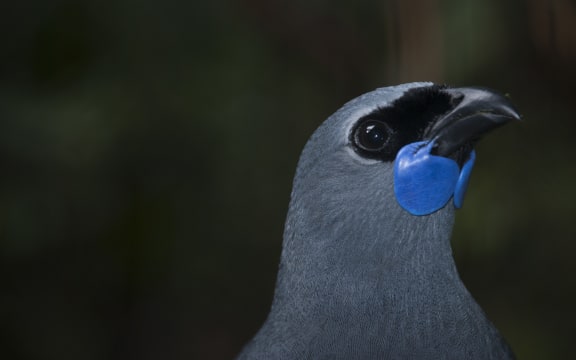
[353, 119, 392, 152]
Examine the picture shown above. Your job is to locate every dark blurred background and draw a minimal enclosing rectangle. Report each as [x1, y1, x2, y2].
[0, 0, 574, 359]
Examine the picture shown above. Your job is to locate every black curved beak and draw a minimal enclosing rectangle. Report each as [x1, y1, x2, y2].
[426, 87, 521, 157]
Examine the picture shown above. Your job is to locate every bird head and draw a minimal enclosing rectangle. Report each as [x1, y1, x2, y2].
[283, 82, 519, 279]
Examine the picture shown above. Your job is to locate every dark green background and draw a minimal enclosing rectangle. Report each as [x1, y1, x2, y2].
[1, 0, 574, 359]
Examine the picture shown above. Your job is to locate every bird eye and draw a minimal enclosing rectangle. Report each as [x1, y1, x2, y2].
[353, 119, 392, 152]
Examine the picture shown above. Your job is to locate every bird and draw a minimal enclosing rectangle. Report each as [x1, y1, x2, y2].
[237, 82, 520, 359]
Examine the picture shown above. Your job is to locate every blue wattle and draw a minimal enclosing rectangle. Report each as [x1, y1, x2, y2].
[394, 141, 475, 216]
[454, 150, 476, 208]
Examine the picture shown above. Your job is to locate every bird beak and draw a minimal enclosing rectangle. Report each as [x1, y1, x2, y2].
[426, 87, 521, 157]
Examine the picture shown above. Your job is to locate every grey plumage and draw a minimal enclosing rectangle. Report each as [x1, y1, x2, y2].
[237, 82, 517, 359]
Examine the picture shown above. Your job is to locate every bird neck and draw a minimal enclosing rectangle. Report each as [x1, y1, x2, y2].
[271, 204, 468, 319]
[243, 205, 511, 360]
